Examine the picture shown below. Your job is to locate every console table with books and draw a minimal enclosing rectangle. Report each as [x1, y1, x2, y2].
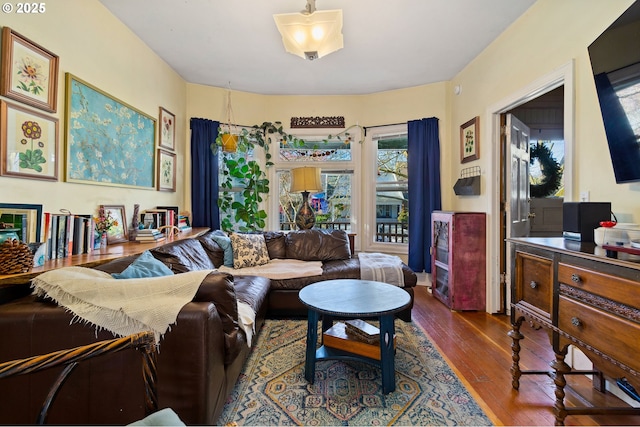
[0, 227, 209, 303]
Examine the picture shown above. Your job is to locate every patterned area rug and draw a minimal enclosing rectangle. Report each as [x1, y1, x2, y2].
[218, 319, 494, 426]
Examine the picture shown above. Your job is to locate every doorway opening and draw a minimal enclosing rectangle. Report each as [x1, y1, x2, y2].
[486, 61, 574, 314]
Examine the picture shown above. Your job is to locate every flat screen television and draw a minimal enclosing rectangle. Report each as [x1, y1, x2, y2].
[588, 0, 640, 183]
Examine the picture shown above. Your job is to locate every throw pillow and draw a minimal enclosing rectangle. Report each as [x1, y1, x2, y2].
[112, 251, 174, 279]
[211, 235, 234, 267]
[230, 233, 270, 269]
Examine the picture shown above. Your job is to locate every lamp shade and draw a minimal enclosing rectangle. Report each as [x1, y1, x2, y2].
[273, 9, 343, 60]
[290, 167, 322, 193]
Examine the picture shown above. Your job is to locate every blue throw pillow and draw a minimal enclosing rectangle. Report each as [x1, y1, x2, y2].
[211, 235, 234, 267]
[112, 251, 174, 279]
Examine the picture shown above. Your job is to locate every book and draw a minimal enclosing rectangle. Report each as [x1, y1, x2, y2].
[344, 319, 381, 345]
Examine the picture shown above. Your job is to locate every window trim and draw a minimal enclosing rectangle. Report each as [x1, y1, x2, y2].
[267, 127, 362, 235]
[362, 123, 408, 254]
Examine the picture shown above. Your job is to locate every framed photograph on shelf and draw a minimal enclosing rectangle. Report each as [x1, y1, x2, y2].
[0, 202, 43, 243]
[65, 73, 156, 189]
[101, 204, 128, 244]
[0, 100, 59, 181]
[460, 116, 480, 163]
[0, 27, 59, 113]
[157, 149, 176, 192]
[159, 107, 175, 150]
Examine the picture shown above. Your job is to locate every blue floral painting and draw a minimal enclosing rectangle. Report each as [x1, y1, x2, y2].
[65, 74, 155, 188]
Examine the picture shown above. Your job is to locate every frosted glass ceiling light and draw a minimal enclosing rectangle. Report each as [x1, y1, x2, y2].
[274, 0, 343, 61]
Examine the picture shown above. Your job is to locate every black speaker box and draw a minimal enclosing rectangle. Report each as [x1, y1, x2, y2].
[562, 202, 611, 242]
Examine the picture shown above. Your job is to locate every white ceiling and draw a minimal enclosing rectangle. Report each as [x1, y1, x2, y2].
[98, 0, 536, 96]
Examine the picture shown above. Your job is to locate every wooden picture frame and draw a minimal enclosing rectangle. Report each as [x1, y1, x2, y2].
[158, 107, 175, 150]
[1, 27, 59, 113]
[157, 149, 176, 192]
[0, 100, 59, 181]
[460, 116, 480, 163]
[65, 73, 156, 189]
[101, 204, 128, 244]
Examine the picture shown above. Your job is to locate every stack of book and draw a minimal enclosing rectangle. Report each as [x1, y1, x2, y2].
[177, 214, 192, 232]
[135, 228, 166, 243]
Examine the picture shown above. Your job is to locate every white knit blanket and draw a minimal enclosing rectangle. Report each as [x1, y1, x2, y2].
[31, 266, 213, 343]
[358, 252, 405, 287]
[218, 258, 323, 279]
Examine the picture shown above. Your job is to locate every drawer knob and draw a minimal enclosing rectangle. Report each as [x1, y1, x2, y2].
[571, 317, 582, 327]
[530, 281, 538, 289]
[571, 274, 581, 283]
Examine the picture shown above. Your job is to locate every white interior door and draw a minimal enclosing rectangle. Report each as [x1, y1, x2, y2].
[506, 114, 531, 239]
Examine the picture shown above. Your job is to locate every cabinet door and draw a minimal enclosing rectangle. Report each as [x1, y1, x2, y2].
[431, 215, 451, 307]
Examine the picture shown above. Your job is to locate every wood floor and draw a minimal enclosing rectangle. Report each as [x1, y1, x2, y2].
[411, 285, 640, 426]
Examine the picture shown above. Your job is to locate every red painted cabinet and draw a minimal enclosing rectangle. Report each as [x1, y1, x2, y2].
[431, 211, 486, 310]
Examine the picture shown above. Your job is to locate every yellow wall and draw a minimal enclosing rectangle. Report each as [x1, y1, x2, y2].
[3, 0, 639, 243]
[449, 0, 639, 222]
[1, 0, 187, 230]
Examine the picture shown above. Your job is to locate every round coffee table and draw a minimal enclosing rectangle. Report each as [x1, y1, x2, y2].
[298, 279, 411, 394]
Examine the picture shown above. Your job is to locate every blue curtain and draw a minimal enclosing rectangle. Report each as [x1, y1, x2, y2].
[407, 117, 441, 273]
[190, 118, 220, 230]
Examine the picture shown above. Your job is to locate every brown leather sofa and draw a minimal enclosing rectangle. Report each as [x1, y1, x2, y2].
[0, 228, 416, 425]
[0, 237, 270, 425]
[232, 229, 417, 321]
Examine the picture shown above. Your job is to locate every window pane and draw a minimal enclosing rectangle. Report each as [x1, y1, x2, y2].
[278, 170, 353, 232]
[279, 138, 351, 162]
[375, 136, 408, 243]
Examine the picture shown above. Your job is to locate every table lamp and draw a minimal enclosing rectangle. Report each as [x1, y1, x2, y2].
[290, 166, 322, 229]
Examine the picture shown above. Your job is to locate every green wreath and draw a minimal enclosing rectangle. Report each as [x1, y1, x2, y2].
[530, 142, 562, 198]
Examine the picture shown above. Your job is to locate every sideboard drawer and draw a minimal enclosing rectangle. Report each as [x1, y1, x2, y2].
[558, 263, 640, 307]
[515, 251, 553, 319]
[558, 295, 640, 372]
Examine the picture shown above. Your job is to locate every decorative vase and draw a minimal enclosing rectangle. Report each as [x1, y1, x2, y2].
[100, 232, 108, 249]
[295, 191, 316, 230]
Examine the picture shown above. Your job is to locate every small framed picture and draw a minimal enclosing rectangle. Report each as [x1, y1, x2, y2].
[157, 149, 176, 192]
[159, 107, 175, 150]
[460, 116, 480, 163]
[101, 204, 128, 244]
[0, 100, 59, 181]
[0, 27, 59, 113]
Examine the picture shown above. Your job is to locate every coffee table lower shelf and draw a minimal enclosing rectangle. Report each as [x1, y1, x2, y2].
[322, 322, 396, 361]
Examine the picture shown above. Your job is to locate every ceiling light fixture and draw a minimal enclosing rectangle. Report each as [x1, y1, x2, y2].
[273, 0, 343, 61]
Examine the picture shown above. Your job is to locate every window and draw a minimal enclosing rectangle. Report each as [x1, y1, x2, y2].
[270, 128, 360, 234]
[276, 169, 353, 232]
[360, 124, 409, 252]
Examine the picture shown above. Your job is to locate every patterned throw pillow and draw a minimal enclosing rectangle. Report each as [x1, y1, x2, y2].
[229, 233, 270, 269]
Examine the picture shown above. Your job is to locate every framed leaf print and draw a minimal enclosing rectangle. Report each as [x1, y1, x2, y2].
[157, 149, 176, 192]
[0, 100, 59, 181]
[0, 27, 59, 113]
[159, 107, 175, 150]
[460, 116, 480, 163]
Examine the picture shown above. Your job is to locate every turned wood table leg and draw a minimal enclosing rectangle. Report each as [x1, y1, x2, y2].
[508, 316, 525, 390]
[551, 348, 570, 426]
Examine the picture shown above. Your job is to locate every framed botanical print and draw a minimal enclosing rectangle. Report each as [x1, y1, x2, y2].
[159, 107, 175, 150]
[157, 149, 176, 192]
[0, 27, 59, 113]
[460, 116, 480, 163]
[65, 73, 156, 189]
[0, 100, 59, 181]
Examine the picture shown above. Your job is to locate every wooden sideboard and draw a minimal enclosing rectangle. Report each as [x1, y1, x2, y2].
[0, 228, 209, 303]
[508, 237, 640, 425]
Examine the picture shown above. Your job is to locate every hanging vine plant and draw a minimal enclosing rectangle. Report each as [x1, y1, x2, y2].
[529, 142, 562, 198]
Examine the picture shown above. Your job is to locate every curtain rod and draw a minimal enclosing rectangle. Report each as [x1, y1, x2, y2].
[363, 122, 407, 136]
